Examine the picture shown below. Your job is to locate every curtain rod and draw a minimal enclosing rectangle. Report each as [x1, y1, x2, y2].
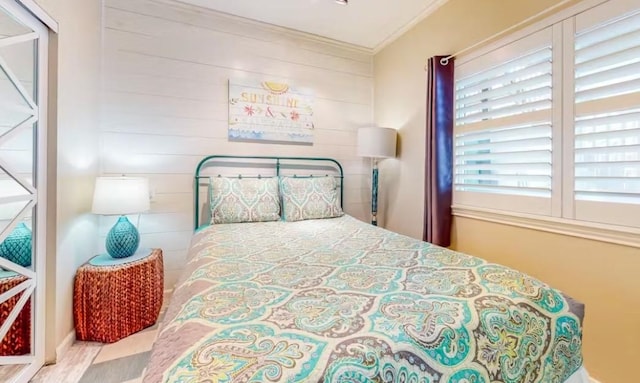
[438, 0, 574, 65]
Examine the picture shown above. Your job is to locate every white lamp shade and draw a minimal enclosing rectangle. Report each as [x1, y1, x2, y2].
[357, 127, 397, 158]
[92, 177, 150, 215]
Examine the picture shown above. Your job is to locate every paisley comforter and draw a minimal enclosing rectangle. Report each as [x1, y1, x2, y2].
[143, 215, 584, 383]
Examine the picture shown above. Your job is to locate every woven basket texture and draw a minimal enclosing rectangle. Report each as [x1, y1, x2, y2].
[73, 249, 164, 343]
[0, 274, 31, 356]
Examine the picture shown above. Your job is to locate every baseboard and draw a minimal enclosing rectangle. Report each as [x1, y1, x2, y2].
[55, 330, 75, 363]
[163, 288, 173, 301]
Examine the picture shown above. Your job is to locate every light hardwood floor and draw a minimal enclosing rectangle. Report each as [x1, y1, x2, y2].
[30, 292, 170, 383]
[31, 342, 102, 383]
[0, 364, 26, 382]
[31, 321, 162, 383]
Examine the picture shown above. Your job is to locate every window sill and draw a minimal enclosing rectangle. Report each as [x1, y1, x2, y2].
[452, 205, 640, 249]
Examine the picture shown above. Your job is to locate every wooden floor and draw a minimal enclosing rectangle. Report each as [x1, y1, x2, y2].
[31, 317, 165, 383]
[30, 342, 102, 383]
[0, 364, 26, 382]
[28, 292, 170, 383]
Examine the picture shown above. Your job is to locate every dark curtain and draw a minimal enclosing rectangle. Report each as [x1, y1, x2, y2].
[423, 56, 454, 247]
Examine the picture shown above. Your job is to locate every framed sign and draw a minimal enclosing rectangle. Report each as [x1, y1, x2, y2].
[229, 79, 314, 144]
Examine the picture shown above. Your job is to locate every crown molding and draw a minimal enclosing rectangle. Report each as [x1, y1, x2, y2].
[454, 0, 607, 66]
[160, 0, 374, 55]
[372, 0, 449, 54]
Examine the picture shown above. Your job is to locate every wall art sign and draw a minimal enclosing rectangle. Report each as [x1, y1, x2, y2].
[228, 79, 314, 144]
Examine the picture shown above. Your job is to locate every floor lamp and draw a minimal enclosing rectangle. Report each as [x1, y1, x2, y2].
[357, 127, 397, 226]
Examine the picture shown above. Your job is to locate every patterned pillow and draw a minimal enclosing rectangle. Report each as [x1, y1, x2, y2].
[210, 177, 280, 224]
[279, 176, 344, 222]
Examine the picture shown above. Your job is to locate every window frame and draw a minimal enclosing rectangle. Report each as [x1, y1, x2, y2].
[451, 0, 640, 248]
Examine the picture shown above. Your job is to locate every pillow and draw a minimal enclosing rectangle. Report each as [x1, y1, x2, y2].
[210, 177, 280, 224]
[279, 176, 343, 222]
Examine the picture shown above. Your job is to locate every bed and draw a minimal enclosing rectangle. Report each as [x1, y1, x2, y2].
[143, 156, 589, 383]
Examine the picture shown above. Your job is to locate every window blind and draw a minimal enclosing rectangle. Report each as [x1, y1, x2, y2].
[574, 9, 640, 206]
[455, 44, 553, 201]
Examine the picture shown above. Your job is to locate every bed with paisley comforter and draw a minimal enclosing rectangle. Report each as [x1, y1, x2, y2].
[143, 215, 588, 383]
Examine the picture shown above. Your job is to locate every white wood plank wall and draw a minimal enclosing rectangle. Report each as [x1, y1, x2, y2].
[100, 0, 374, 288]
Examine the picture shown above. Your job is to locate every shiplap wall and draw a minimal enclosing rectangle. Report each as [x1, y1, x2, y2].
[100, 0, 374, 288]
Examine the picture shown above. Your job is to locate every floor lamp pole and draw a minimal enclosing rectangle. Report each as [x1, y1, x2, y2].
[371, 158, 379, 226]
[357, 126, 397, 226]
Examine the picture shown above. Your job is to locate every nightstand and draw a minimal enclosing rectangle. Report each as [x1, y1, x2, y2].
[73, 248, 164, 343]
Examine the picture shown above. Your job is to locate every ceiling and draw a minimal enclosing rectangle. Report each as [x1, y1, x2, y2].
[176, 0, 449, 51]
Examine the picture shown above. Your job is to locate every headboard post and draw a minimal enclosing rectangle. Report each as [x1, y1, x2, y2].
[194, 174, 200, 230]
[194, 155, 344, 230]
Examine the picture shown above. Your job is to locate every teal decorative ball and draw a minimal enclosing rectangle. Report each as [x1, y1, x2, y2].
[0, 222, 32, 267]
[106, 216, 140, 258]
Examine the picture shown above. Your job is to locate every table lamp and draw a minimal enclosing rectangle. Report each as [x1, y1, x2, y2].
[357, 127, 397, 226]
[92, 177, 150, 258]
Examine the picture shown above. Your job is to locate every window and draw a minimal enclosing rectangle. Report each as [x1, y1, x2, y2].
[573, 4, 640, 227]
[453, 0, 640, 242]
[454, 28, 557, 216]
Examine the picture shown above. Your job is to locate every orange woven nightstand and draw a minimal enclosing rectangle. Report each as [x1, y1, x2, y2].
[0, 272, 30, 356]
[73, 248, 164, 343]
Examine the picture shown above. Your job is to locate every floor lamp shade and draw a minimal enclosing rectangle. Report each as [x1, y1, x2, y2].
[357, 127, 397, 226]
[92, 177, 150, 258]
[357, 127, 397, 158]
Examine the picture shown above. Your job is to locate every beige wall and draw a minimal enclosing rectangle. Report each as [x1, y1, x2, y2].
[373, 0, 634, 382]
[451, 217, 638, 383]
[34, 0, 102, 360]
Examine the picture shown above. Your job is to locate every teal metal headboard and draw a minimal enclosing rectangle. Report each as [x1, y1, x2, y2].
[194, 155, 344, 230]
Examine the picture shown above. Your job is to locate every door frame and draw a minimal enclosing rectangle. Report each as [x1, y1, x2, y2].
[0, 0, 55, 381]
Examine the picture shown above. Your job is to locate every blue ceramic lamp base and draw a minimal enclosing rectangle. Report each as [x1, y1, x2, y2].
[0, 222, 32, 267]
[105, 216, 140, 258]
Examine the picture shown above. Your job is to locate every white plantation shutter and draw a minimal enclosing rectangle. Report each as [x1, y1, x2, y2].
[574, 5, 640, 227]
[454, 28, 554, 215]
[455, 123, 552, 197]
[453, 1, 640, 236]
